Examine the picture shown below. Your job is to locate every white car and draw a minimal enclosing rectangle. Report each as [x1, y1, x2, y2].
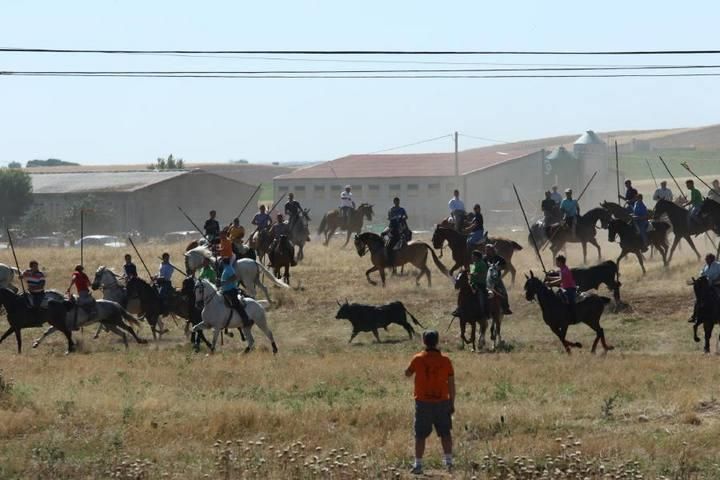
[74, 235, 126, 248]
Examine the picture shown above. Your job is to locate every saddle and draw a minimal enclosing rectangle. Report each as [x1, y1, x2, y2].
[555, 290, 591, 304]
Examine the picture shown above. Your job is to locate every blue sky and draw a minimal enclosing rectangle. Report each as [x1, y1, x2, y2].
[1, 1, 719, 165]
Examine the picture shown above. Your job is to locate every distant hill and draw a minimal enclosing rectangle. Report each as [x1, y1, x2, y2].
[26, 158, 79, 168]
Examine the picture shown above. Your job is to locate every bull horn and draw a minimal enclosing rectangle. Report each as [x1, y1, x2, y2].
[529, 270, 535, 278]
[345, 298, 349, 304]
[336, 299, 342, 306]
[524, 273, 529, 280]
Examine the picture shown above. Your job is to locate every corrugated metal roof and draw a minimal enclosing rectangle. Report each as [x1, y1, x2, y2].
[275, 148, 537, 180]
[574, 130, 605, 145]
[546, 146, 577, 162]
[31, 171, 186, 194]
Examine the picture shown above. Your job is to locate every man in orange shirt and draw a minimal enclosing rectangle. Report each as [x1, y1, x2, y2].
[405, 330, 455, 474]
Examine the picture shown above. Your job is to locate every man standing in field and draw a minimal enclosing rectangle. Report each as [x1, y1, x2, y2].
[405, 330, 455, 474]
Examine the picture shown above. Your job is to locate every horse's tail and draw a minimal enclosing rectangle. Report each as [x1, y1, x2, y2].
[255, 261, 290, 289]
[423, 243, 450, 278]
[119, 307, 141, 328]
[403, 306, 425, 329]
[317, 214, 328, 235]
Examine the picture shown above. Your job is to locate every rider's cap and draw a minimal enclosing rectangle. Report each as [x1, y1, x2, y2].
[345, 185, 352, 189]
[422, 330, 439, 347]
[565, 188, 572, 193]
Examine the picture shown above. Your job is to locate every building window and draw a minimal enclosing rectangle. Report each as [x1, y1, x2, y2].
[351, 185, 363, 196]
[330, 185, 342, 192]
[278, 186, 289, 194]
[313, 185, 325, 199]
[407, 184, 419, 197]
[389, 184, 401, 199]
[367, 184, 380, 199]
[428, 183, 440, 196]
[294, 185, 306, 199]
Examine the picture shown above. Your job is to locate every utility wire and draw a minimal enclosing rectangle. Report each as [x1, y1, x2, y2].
[4, 47, 720, 55]
[368, 134, 453, 154]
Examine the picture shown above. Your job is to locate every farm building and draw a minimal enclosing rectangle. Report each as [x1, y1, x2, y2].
[273, 130, 612, 228]
[29, 170, 258, 236]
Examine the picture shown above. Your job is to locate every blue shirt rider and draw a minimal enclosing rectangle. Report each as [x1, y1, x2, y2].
[448, 189, 466, 232]
[631, 194, 649, 251]
[386, 198, 409, 259]
[560, 188, 580, 237]
[252, 205, 272, 231]
[465, 204, 485, 246]
[219, 257, 251, 327]
[619, 179, 639, 211]
[155, 253, 174, 313]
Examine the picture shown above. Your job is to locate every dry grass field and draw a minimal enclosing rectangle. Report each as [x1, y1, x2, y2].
[1, 232, 720, 479]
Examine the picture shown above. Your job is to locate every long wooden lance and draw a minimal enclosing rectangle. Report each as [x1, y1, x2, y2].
[513, 184, 547, 274]
[541, 171, 597, 251]
[80, 208, 84, 267]
[247, 192, 287, 239]
[658, 156, 688, 202]
[177, 206, 211, 244]
[127, 236, 153, 280]
[645, 159, 658, 189]
[6, 228, 26, 296]
[231, 184, 263, 224]
[680, 161, 720, 197]
[615, 141, 621, 202]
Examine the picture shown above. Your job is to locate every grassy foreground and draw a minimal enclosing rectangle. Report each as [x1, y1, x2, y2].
[1, 235, 720, 479]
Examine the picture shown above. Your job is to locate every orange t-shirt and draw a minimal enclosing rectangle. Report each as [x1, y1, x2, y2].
[218, 237, 233, 258]
[407, 350, 454, 402]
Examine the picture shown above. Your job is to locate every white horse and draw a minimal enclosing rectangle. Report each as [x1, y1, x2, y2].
[32, 292, 146, 350]
[192, 279, 277, 353]
[0, 263, 20, 292]
[184, 246, 289, 301]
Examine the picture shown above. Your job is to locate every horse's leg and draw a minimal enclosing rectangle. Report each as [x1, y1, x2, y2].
[478, 318, 487, 351]
[61, 328, 75, 354]
[242, 325, 256, 353]
[0, 326, 15, 344]
[93, 323, 104, 339]
[343, 230, 352, 248]
[684, 235, 702, 261]
[32, 326, 56, 349]
[635, 252, 646, 275]
[507, 263, 517, 286]
[210, 328, 220, 352]
[365, 266, 378, 286]
[616, 249, 628, 269]
[470, 320, 476, 352]
[114, 320, 147, 344]
[14, 327, 22, 354]
[254, 318, 277, 353]
[667, 236, 681, 264]
[589, 237, 602, 261]
[379, 268, 387, 288]
[460, 319, 467, 347]
[704, 320, 712, 354]
[103, 323, 130, 349]
[581, 241, 588, 264]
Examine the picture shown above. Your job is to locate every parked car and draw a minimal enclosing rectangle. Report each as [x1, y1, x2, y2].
[163, 231, 201, 244]
[18, 236, 66, 248]
[74, 235, 126, 248]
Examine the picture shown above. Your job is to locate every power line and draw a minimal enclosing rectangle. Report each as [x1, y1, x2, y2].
[4, 47, 720, 55]
[368, 134, 453, 154]
[459, 133, 512, 144]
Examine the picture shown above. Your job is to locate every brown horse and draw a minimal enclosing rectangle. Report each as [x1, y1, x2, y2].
[431, 225, 523, 284]
[317, 203, 374, 247]
[268, 235, 293, 284]
[354, 232, 449, 287]
[453, 269, 487, 352]
[250, 229, 273, 263]
[544, 207, 611, 264]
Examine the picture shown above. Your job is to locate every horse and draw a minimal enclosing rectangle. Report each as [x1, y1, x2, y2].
[430, 226, 523, 283]
[31, 294, 146, 351]
[523, 271, 614, 354]
[486, 262, 505, 350]
[269, 235, 293, 284]
[91, 266, 146, 336]
[544, 207, 612, 264]
[289, 209, 311, 262]
[0, 288, 73, 354]
[250, 229, 273, 263]
[191, 279, 278, 353]
[699, 199, 720, 256]
[653, 199, 711, 263]
[600, 201, 634, 223]
[607, 218, 671, 273]
[354, 232, 449, 287]
[0, 264, 19, 292]
[179, 276, 213, 352]
[691, 276, 720, 354]
[528, 219, 549, 250]
[453, 269, 487, 352]
[184, 246, 289, 301]
[317, 203, 374, 247]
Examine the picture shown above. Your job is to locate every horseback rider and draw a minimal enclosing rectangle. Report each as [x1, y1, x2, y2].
[653, 180, 673, 202]
[465, 204, 485, 248]
[269, 214, 297, 267]
[550, 185, 563, 205]
[690, 253, 720, 323]
[384, 197, 410, 263]
[227, 217, 246, 255]
[541, 191, 559, 225]
[123, 254, 138, 281]
[285, 192, 302, 229]
[619, 179, 639, 211]
[631, 193, 650, 252]
[66, 264, 96, 316]
[20, 260, 45, 310]
[448, 190, 466, 232]
[469, 250, 488, 318]
[204, 210, 221, 245]
[683, 179, 704, 226]
[340, 185, 355, 229]
[708, 179, 720, 204]
[560, 189, 580, 238]
[545, 255, 577, 324]
[154, 253, 174, 313]
[219, 257, 252, 328]
[218, 227, 235, 264]
[483, 244, 512, 315]
[252, 205, 272, 231]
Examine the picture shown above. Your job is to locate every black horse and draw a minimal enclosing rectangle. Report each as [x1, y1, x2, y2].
[691, 276, 720, 354]
[653, 199, 715, 263]
[125, 277, 188, 340]
[607, 218, 671, 273]
[0, 288, 73, 354]
[523, 271, 614, 354]
[544, 208, 612, 264]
